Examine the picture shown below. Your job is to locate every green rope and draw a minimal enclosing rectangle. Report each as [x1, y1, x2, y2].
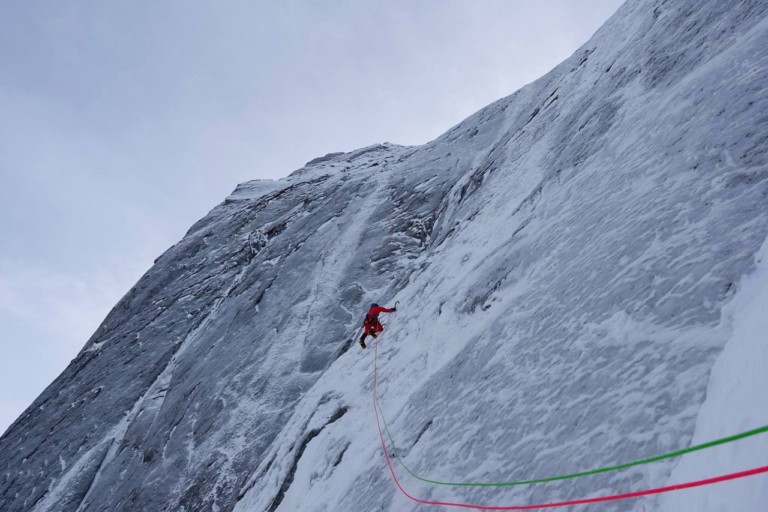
[374, 345, 768, 487]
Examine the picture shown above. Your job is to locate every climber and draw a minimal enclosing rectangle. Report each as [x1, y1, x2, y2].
[358, 303, 396, 349]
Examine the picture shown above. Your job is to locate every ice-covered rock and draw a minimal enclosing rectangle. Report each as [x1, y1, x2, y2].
[2, 0, 767, 511]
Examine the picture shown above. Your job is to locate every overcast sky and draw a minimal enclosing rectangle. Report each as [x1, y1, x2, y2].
[0, 0, 624, 434]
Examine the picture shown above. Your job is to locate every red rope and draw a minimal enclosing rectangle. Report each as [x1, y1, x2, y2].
[372, 340, 768, 510]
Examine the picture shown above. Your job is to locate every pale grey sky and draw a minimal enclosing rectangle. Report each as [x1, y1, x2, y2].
[0, 1, 624, 434]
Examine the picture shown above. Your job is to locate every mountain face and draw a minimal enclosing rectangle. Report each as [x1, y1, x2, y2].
[2, 0, 768, 511]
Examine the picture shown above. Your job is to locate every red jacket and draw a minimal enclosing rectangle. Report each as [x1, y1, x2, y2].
[363, 305, 394, 333]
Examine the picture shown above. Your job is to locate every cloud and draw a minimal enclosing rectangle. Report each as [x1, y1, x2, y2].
[0, 261, 133, 433]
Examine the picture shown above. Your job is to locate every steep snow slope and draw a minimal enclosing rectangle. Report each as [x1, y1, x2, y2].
[656, 238, 768, 511]
[2, 0, 768, 511]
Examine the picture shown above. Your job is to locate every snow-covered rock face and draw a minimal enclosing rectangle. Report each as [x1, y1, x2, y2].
[2, 1, 768, 511]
